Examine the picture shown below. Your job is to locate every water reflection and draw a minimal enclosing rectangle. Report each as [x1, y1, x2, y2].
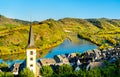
[45, 38, 98, 58]
[0, 37, 97, 62]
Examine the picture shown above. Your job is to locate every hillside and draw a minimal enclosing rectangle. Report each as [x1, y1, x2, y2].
[0, 15, 120, 57]
[0, 15, 66, 56]
[58, 18, 120, 49]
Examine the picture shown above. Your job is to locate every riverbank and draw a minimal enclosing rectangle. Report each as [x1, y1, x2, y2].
[0, 36, 98, 60]
[77, 33, 114, 50]
[0, 40, 64, 60]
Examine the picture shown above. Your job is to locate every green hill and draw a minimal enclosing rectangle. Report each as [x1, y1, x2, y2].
[0, 15, 120, 57]
[0, 15, 66, 56]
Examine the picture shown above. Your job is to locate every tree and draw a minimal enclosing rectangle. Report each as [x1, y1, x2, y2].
[40, 66, 53, 77]
[4, 72, 14, 77]
[0, 72, 13, 77]
[57, 64, 72, 74]
[86, 68, 101, 77]
[100, 64, 116, 77]
[78, 70, 86, 77]
[19, 68, 34, 77]
[0, 62, 9, 72]
[0, 72, 4, 77]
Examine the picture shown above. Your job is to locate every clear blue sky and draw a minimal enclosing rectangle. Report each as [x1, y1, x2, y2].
[0, 0, 120, 21]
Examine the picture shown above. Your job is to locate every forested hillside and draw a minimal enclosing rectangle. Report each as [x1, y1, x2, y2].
[0, 15, 120, 56]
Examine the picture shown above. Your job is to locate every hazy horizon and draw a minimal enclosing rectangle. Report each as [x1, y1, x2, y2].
[1, 14, 120, 22]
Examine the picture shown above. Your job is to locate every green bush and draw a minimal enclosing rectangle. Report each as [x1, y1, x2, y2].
[19, 68, 34, 77]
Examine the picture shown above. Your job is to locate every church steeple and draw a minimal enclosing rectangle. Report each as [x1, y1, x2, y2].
[27, 22, 35, 48]
[26, 21, 37, 76]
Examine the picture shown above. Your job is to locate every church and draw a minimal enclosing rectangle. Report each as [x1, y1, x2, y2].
[10, 22, 40, 77]
[26, 22, 39, 77]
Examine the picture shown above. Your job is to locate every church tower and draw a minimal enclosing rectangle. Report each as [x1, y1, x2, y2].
[26, 22, 36, 76]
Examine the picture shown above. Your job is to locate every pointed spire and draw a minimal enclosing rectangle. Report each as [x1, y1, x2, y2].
[27, 22, 35, 48]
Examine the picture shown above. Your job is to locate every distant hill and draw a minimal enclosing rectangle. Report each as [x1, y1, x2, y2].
[0, 15, 30, 30]
[58, 18, 120, 49]
[0, 15, 120, 57]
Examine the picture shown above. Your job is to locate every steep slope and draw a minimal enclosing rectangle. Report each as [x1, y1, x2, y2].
[0, 16, 66, 56]
[59, 18, 120, 49]
[0, 15, 120, 56]
[106, 19, 120, 27]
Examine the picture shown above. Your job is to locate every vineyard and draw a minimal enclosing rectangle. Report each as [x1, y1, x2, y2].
[0, 15, 120, 57]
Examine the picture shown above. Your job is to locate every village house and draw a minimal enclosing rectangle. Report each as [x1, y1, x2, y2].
[4, 43, 120, 77]
[54, 54, 70, 65]
[10, 60, 26, 76]
[93, 49, 101, 60]
[39, 58, 56, 66]
[68, 53, 77, 58]
[89, 62, 104, 69]
[11, 63, 21, 75]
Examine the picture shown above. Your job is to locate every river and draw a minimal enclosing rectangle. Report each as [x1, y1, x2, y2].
[0, 36, 98, 65]
[45, 38, 97, 58]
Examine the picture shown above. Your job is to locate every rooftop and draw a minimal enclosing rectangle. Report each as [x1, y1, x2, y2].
[40, 58, 56, 66]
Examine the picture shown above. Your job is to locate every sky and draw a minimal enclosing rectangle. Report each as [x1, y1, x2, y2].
[0, 0, 120, 21]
